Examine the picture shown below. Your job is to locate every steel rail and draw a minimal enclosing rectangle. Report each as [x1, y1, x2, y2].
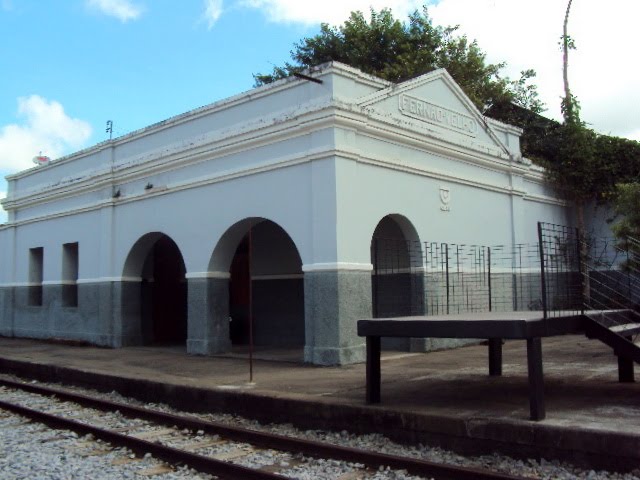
[0, 378, 528, 480]
[0, 398, 282, 480]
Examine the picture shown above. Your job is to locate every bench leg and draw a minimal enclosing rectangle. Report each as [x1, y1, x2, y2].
[618, 337, 635, 383]
[489, 338, 502, 376]
[526, 337, 545, 421]
[618, 356, 634, 382]
[366, 336, 381, 404]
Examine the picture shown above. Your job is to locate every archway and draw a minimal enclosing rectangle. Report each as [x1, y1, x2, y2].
[123, 233, 187, 346]
[211, 218, 305, 349]
[370, 215, 424, 318]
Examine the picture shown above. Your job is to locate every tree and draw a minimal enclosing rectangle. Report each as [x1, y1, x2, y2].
[553, 0, 596, 237]
[561, 0, 580, 125]
[611, 183, 640, 272]
[612, 183, 640, 242]
[254, 8, 544, 113]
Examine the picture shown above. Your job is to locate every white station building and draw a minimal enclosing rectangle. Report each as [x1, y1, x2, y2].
[0, 62, 569, 365]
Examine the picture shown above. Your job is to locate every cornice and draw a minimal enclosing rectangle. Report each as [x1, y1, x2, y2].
[5, 75, 330, 182]
[3, 96, 552, 218]
[3, 101, 340, 210]
[4, 62, 384, 183]
[523, 193, 567, 206]
[1, 144, 557, 229]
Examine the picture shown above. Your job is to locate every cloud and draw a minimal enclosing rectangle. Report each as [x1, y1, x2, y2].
[86, 0, 143, 22]
[427, 0, 640, 139]
[239, 0, 423, 25]
[0, 96, 92, 172]
[203, 0, 224, 28]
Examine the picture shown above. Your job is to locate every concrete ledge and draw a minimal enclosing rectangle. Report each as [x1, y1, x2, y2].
[187, 338, 231, 355]
[0, 355, 638, 472]
[8, 330, 124, 347]
[304, 344, 366, 365]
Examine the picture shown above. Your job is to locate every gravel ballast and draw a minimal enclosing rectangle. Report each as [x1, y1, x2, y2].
[2, 378, 640, 479]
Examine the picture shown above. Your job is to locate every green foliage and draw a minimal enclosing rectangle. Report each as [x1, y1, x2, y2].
[254, 7, 544, 112]
[560, 92, 581, 125]
[485, 101, 557, 163]
[487, 102, 640, 210]
[612, 183, 640, 240]
[537, 123, 600, 203]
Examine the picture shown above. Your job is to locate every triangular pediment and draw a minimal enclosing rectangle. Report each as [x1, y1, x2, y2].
[357, 69, 508, 153]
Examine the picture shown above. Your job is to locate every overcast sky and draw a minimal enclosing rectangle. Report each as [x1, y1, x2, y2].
[1, 0, 638, 221]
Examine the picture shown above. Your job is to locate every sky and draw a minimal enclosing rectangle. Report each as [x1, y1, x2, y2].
[1, 0, 639, 222]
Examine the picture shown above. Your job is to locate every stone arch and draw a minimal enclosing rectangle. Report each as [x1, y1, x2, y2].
[370, 214, 425, 318]
[121, 232, 188, 346]
[209, 217, 305, 349]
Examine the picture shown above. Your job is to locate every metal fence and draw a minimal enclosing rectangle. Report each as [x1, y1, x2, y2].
[581, 236, 640, 327]
[536, 222, 583, 318]
[372, 239, 542, 317]
[372, 223, 640, 321]
[371, 238, 424, 318]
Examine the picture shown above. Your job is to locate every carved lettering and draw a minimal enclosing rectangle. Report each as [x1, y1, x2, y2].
[398, 94, 478, 137]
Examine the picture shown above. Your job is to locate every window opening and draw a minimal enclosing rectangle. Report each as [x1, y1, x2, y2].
[62, 242, 79, 307]
[28, 247, 43, 306]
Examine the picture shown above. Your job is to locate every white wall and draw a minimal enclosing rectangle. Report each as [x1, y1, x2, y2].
[0, 62, 572, 288]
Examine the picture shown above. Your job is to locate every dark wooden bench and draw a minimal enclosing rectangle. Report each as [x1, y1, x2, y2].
[357, 311, 584, 421]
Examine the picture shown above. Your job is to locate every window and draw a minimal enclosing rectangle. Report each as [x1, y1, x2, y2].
[28, 247, 43, 306]
[62, 242, 79, 307]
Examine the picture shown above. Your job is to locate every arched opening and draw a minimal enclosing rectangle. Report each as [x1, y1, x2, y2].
[213, 219, 305, 349]
[123, 233, 187, 346]
[370, 215, 424, 318]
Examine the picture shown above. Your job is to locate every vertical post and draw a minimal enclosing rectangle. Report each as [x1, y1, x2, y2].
[627, 244, 632, 306]
[248, 224, 254, 383]
[537, 222, 548, 318]
[575, 227, 585, 314]
[526, 337, 545, 420]
[373, 238, 379, 318]
[618, 335, 635, 383]
[444, 243, 450, 315]
[366, 336, 381, 403]
[488, 247, 492, 312]
[488, 338, 502, 376]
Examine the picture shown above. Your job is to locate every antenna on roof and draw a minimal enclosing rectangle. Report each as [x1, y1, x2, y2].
[293, 72, 323, 84]
[106, 120, 113, 140]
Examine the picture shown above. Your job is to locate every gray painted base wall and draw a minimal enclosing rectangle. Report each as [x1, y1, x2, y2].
[0, 272, 548, 364]
[187, 278, 230, 355]
[304, 270, 370, 365]
[0, 287, 14, 337]
[1, 284, 119, 347]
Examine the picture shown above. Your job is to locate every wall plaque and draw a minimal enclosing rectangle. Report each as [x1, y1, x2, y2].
[440, 187, 451, 212]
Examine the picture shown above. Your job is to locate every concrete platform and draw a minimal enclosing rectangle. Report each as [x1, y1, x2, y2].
[0, 335, 638, 471]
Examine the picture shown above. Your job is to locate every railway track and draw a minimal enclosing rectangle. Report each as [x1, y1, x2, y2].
[0, 378, 529, 480]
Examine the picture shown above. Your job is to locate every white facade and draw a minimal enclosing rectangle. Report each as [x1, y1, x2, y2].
[0, 62, 569, 365]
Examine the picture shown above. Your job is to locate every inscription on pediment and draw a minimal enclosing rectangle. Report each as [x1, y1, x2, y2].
[399, 93, 478, 137]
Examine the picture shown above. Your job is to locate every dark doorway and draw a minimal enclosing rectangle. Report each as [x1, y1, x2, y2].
[225, 221, 304, 348]
[371, 215, 423, 318]
[229, 235, 250, 344]
[142, 236, 188, 345]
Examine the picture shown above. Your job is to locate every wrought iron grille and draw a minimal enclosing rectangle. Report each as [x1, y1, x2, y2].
[371, 238, 424, 318]
[372, 239, 542, 317]
[537, 222, 583, 318]
[536, 222, 639, 330]
[373, 224, 639, 325]
[580, 235, 640, 338]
